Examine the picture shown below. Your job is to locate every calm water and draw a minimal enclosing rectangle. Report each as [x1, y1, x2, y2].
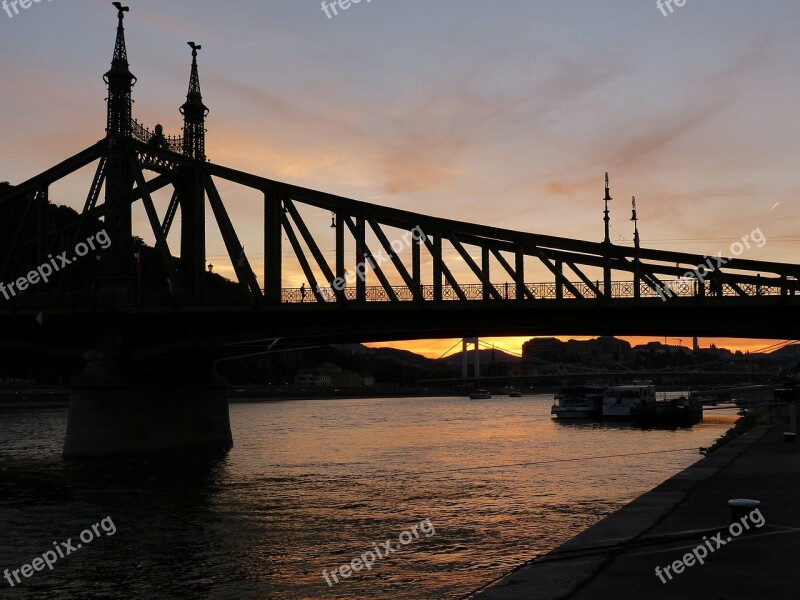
[0, 395, 736, 599]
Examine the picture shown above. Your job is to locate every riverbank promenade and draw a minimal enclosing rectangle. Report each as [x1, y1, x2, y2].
[473, 424, 800, 599]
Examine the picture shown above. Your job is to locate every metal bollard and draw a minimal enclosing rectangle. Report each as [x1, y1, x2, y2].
[728, 498, 761, 525]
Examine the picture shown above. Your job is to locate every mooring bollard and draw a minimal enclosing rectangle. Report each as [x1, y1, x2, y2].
[728, 498, 761, 524]
[784, 431, 797, 443]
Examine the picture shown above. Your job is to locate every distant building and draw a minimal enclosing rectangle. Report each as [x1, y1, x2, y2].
[523, 336, 631, 369]
[295, 364, 370, 387]
[522, 337, 563, 357]
[294, 373, 321, 387]
[634, 341, 670, 354]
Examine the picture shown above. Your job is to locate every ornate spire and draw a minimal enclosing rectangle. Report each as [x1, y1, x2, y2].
[180, 41, 209, 160]
[603, 172, 612, 244]
[103, 2, 136, 137]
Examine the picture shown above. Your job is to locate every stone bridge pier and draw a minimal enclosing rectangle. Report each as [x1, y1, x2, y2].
[64, 348, 232, 458]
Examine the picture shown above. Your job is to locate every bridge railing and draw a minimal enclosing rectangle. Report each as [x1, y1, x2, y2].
[0, 279, 792, 311]
[131, 119, 183, 154]
[278, 279, 792, 303]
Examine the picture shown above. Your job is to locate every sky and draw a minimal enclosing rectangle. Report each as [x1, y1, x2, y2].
[1, 1, 799, 357]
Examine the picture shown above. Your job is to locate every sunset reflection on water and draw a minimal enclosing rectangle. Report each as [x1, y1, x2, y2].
[1, 396, 736, 599]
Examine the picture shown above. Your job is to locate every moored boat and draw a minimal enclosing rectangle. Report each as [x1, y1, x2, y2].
[631, 396, 703, 426]
[601, 384, 656, 419]
[469, 389, 492, 400]
[551, 385, 605, 419]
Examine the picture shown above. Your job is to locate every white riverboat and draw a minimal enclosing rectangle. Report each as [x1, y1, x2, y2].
[551, 385, 606, 419]
[602, 384, 657, 419]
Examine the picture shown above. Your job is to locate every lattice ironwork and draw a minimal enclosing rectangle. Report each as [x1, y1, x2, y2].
[3, 3, 800, 318]
[131, 119, 183, 154]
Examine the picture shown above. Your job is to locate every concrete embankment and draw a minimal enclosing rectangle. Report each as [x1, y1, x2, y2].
[472, 424, 800, 599]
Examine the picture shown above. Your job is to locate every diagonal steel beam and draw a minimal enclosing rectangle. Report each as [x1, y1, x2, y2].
[202, 173, 262, 299]
[284, 198, 336, 288]
[343, 216, 398, 302]
[130, 155, 185, 298]
[565, 261, 603, 298]
[725, 277, 748, 297]
[82, 158, 107, 215]
[367, 217, 418, 295]
[51, 159, 108, 275]
[490, 248, 535, 300]
[534, 248, 584, 299]
[161, 190, 180, 237]
[0, 141, 106, 206]
[448, 232, 502, 300]
[614, 256, 666, 295]
[281, 210, 325, 302]
[422, 234, 467, 301]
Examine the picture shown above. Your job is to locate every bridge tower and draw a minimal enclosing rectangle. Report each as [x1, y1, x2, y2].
[101, 2, 137, 296]
[178, 42, 209, 294]
[63, 6, 232, 457]
[462, 338, 481, 378]
[180, 42, 209, 161]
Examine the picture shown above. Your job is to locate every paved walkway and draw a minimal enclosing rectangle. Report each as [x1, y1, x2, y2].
[473, 425, 800, 599]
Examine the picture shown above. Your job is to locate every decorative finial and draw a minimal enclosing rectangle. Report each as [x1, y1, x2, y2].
[181, 40, 209, 160]
[104, 0, 135, 137]
[112, 2, 129, 19]
[604, 172, 612, 202]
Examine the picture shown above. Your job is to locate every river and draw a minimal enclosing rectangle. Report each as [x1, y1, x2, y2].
[0, 395, 737, 599]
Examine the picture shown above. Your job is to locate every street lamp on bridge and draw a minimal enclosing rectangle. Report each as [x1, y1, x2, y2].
[631, 196, 640, 298]
[602, 172, 613, 298]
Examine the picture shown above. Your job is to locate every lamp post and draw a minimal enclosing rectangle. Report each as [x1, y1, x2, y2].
[602, 173, 612, 298]
[631, 196, 640, 298]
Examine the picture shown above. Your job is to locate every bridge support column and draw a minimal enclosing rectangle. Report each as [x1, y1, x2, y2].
[433, 233, 443, 301]
[64, 349, 232, 457]
[335, 210, 345, 302]
[555, 260, 564, 300]
[413, 231, 422, 301]
[264, 189, 283, 304]
[356, 215, 366, 302]
[482, 247, 491, 301]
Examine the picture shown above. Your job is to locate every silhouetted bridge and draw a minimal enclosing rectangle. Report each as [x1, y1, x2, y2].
[2, 131, 799, 357]
[1, 4, 797, 455]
